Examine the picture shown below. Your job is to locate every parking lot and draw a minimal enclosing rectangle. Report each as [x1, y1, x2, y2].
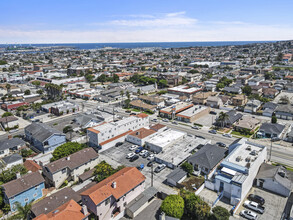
[100, 142, 177, 195]
[234, 187, 287, 220]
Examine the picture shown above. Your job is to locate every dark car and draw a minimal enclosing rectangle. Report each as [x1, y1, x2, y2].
[125, 110, 131, 113]
[129, 155, 139, 162]
[248, 194, 265, 205]
[216, 142, 226, 147]
[195, 135, 206, 139]
[209, 130, 217, 134]
[130, 113, 137, 116]
[210, 111, 217, 115]
[135, 146, 144, 154]
[115, 142, 123, 147]
[147, 161, 155, 167]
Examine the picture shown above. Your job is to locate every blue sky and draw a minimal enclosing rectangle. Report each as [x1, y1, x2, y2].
[1, 0, 293, 43]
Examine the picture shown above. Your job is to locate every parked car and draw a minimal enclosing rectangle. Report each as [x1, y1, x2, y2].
[216, 142, 226, 147]
[147, 154, 154, 160]
[115, 142, 123, 147]
[125, 110, 131, 113]
[191, 126, 200, 130]
[147, 161, 155, 167]
[135, 146, 144, 154]
[240, 210, 258, 220]
[139, 150, 148, 156]
[248, 194, 265, 205]
[136, 163, 144, 170]
[130, 113, 137, 116]
[243, 201, 265, 214]
[222, 133, 232, 138]
[172, 121, 178, 125]
[272, 137, 281, 142]
[155, 164, 166, 173]
[162, 119, 169, 122]
[209, 129, 217, 134]
[129, 145, 137, 151]
[210, 111, 217, 115]
[195, 135, 205, 139]
[142, 152, 150, 158]
[126, 152, 135, 159]
[151, 118, 158, 122]
[130, 155, 139, 162]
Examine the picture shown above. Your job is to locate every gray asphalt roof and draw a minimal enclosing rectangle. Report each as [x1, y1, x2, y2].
[259, 123, 285, 135]
[187, 144, 227, 170]
[126, 187, 158, 213]
[166, 167, 187, 183]
[25, 122, 65, 143]
[0, 138, 25, 151]
[2, 153, 22, 165]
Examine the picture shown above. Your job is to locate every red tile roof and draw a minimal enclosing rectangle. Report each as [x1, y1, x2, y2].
[81, 167, 145, 205]
[24, 160, 42, 172]
[128, 128, 156, 139]
[34, 199, 88, 220]
[136, 113, 149, 118]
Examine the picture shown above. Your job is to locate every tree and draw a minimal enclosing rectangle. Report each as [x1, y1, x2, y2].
[21, 148, 33, 158]
[242, 85, 252, 96]
[32, 81, 41, 88]
[93, 161, 114, 182]
[5, 83, 11, 93]
[217, 112, 229, 128]
[120, 90, 124, 106]
[211, 206, 230, 220]
[24, 90, 31, 95]
[51, 142, 86, 162]
[0, 165, 27, 183]
[63, 125, 73, 133]
[37, 89, 44, 95]
[112, 74, 119, 83]
[45, 83, 63, 100]
[216, 83, 225, 90]
[2, 112, 13, 118]
[271, 115, 277, 124]
[160, 195, 184, 219]
[181, 162, 194, 174]
[158, 79, 168, 88]
[137, 89, 141, 96]
[14, 200, 34, 220]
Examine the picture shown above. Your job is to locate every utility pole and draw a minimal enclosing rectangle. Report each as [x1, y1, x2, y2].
[269, 138, 272, 162]
[151, 163, 154, 187]
[113, 106, 115, 122]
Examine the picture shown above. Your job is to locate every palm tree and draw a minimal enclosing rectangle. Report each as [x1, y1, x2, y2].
[14, 200, 34, 220]
[120, 90, 124, 107]
[126, 91, 130, 100]
[5, 83, 11, 93]
[218, 112, 229, 128]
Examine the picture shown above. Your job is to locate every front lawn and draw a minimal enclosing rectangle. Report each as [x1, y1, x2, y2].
[231, 130, 251, 138]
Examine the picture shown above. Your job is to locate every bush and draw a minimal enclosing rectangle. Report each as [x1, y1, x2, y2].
[211, 206, 230, 220]
[21, 149, 33, 158]
[181, 162, 194, 174]
[160, 195, 184, 219]
[51, 142, 86, 162]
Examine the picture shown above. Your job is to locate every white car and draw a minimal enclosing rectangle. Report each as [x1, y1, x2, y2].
[240, 210, 258, 220]
[222, 133, 232, 138]
[244, 201, 265, 214]
[129, 145, 137, 151]
[126, 152, 135, 159]
[139, 150, 148, 156]
[147, 154, 154, 160]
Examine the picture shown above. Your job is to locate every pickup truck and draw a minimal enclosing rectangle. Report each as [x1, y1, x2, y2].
[243, 200, 265, 214]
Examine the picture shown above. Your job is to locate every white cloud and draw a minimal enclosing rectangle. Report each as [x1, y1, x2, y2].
[0, 15, 293, 43]
[109, 11, 197, 27]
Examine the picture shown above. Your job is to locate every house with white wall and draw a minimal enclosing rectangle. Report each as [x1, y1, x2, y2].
[205, 138, 267, 206]
[81, 167, 146, 220]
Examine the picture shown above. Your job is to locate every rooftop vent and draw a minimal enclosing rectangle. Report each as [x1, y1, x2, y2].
[250, 150, 257, 156]
[245, 156, 251, 162]
[112, 181, 117, 189]
[236, 156, 242, 162]
[246, 146, 252, 151]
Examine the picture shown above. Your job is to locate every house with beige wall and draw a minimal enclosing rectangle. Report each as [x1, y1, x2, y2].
[42, 148, 99, 188]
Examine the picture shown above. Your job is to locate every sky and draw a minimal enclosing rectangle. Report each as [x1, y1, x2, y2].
[1, 0, 293, 44]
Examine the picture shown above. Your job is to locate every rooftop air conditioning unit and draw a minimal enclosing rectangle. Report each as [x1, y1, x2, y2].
[236, 156, 242, 162]
[245, 156, 251, 162]
[246, 146, 251, 151]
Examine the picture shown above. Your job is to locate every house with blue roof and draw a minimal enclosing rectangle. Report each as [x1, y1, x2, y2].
[2, 172, 45, 212]
[24, 123, 66, 153]
[205, 138, 267, 205]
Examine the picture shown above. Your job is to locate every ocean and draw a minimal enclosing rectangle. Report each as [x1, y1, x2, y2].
[0, 41, 274, 50]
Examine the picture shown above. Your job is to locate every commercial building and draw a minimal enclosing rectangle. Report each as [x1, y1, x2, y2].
[176, 105, 210, 123]
[159, 102, 193, 119]
[168, 85, 202, 98]
[205, 138, 267, 205]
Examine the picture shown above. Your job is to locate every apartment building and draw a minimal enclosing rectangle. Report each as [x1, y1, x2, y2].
[87, 114, 149, 151]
